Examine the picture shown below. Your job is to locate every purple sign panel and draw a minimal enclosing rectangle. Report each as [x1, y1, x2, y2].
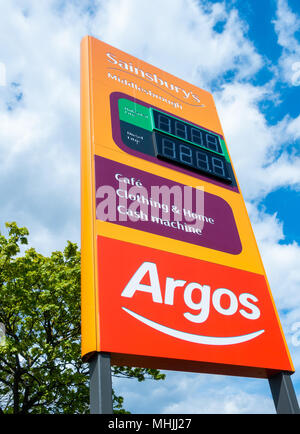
[95, 155, 242, 255]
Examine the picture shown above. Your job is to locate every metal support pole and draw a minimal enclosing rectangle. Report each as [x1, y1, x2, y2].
[268, 372, 300, 414]
[89, 352, 113, 414]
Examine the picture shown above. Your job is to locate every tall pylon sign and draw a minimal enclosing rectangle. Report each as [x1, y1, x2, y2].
[81, 35, 294, 379]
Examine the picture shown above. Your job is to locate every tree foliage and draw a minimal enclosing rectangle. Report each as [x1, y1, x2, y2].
[0, 222, 165, 414]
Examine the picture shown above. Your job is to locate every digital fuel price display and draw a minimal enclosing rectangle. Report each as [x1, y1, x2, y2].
[114, 96, 235, 186]
[153, 133, 231, 183]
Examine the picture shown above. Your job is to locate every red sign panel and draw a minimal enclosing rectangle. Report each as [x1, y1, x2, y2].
[97, 236, 292, 378]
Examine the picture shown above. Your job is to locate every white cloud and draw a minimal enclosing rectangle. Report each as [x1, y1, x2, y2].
[273, 0, 300, 85]
[215, 81, 300, 200]
[214, 64, 300, 370]
[274, 0, 300, 49]
[158, 372, 274, 414]
[246, 202, 300, 309]
[113, 370, 275, 414]
[162, 384, 274, 414]
[246, 201, 300, 378]
[91, 0, 262, 88]
[0, 0, 85, 253]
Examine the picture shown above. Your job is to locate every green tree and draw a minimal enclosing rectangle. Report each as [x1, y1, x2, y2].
[0, 222, 165, 414]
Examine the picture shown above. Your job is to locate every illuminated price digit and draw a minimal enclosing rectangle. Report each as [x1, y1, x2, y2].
[212, 156, 226, 177]
[162, 138, 176, 159]
[175, 121, 188, 140]
[179, 144, 193, 165]
[158, 114, 172, 133]
[206, 133, 219, 152]
[196, 150, 210, 172]
[191, 127, 203, 146]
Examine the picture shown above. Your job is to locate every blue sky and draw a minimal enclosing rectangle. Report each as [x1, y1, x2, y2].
[0, 0, 300, 414]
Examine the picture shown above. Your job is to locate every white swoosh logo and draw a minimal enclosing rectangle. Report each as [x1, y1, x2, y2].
[122, 307, 265, 345]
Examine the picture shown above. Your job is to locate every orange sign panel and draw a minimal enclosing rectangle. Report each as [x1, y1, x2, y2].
[80, 35, 294, 378]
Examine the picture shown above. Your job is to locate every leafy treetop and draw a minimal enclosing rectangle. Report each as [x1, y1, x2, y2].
[0, 222, 165, 414]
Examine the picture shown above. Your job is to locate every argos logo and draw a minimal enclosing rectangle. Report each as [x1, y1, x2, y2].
[121, 262, 264, 345]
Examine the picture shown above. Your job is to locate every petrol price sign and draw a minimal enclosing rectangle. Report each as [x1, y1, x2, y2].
[80, 36, 294, 378]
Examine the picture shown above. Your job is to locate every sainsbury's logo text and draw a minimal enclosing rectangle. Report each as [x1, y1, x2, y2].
[106, 52, 204, 107]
